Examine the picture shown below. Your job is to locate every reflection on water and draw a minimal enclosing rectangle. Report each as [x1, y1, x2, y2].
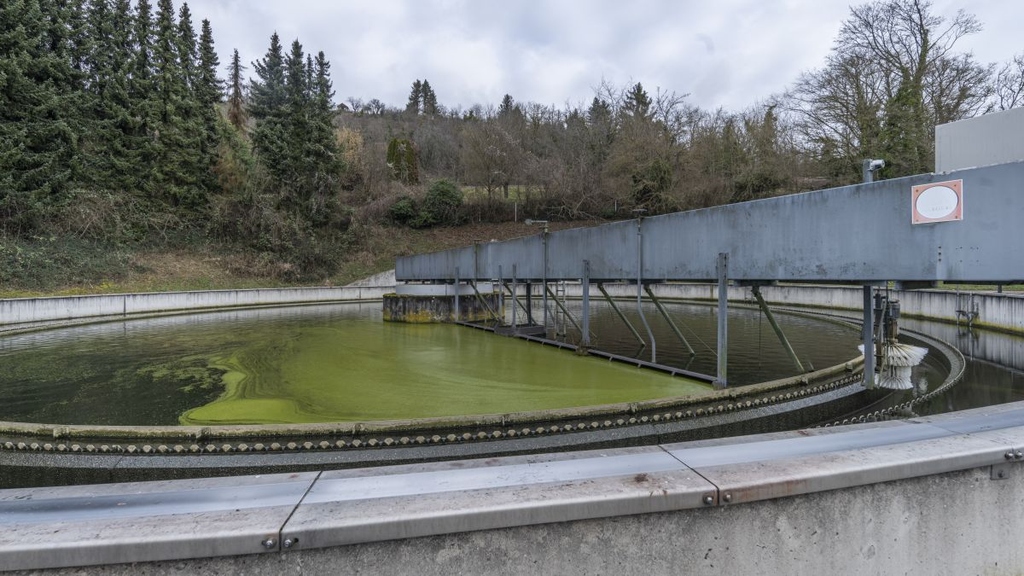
[897, 319, 1024, 415]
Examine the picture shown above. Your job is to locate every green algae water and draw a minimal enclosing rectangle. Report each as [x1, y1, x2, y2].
[0, 303, 713, 426]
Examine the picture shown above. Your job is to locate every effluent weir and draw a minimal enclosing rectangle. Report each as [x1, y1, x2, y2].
[4, 128, 1024, 572]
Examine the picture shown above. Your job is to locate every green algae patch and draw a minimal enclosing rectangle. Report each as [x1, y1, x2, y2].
[180, 319, 712, 425]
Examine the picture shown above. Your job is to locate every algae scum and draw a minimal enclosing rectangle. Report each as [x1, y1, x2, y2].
[0, 303, 715, 426]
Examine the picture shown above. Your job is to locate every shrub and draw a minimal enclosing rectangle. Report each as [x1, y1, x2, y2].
[418, 179, 463, 227]
[388, 196, 418, 225]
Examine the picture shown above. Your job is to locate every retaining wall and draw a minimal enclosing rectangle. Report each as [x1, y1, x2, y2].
[0, 286, 389, 333]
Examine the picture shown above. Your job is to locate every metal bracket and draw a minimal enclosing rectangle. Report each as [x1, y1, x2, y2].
[992, 463, 1013, 480]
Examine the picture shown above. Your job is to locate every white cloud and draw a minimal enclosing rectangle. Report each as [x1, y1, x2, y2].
[187, 0, 1024, 113]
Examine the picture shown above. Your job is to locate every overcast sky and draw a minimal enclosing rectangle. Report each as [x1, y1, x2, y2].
[187, 0, 1023, 113]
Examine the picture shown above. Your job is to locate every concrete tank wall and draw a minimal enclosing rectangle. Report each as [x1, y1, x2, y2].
[0, 286, 389, 332]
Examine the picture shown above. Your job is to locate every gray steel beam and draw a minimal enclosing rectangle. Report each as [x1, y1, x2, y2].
[644, 285, 696, 357]
[750, 285, 805, 373]
[863, 286, 875, 389]
[396, 162, 1024, 284]
[582, 261, 591, 348]
[543, 285, 588, 340]
[715, 253, 728, 388]
[597, 283, 645, 349]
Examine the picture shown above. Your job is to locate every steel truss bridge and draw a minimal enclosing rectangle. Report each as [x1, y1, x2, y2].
[397, 161, 1024, 386]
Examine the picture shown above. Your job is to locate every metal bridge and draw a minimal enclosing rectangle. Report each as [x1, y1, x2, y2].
[397, 161, 1024, 387]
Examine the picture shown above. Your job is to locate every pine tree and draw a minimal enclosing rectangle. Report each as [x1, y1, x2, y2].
[623, 82, 652, 120]
[196, 18, 222, 191]
[421, 80, 438, 115]
[84, 0, 137, 191]
[226, 48, 247, 132]
[306, 50, 342, 223]
[250, 32, 288, 175]
[281, 39, 310, 206]
[150, 0, 202, 207]
[0, 0, 79, 232]
[406, 79, 423, 114]
[130, 0, 158, 192]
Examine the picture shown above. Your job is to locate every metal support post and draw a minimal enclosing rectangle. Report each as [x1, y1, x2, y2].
[511, 265, 518, 333]
[636, 217, 656, 363]
[582, 261, 591, 348]
[525, 282, 533, 324]
[643, 285, 695, 356]
[454, 266, 460, 323]
[498, 265, 504, 325]
[863, 285, 875, 389]
[715, 253, 729, 388]
[751, 285, 806, 373]
[598, 283, 645, 349]
[542, 231, 549, 333]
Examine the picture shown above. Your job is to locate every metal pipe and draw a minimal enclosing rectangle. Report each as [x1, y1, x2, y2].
[542, 229, 548, 334]
[636, 217, 656, 363]
[511, 265, 518, 333]
[715, 253, 728, 388]
[525, 282, 533, 324]
[863, 285, 875, 389]
[643, 285, 695, 357]
[454, 266, 460, 323]
[597, 283, 646, 349]
[582, 261, 591, 348]
[750, 285, 805, 373]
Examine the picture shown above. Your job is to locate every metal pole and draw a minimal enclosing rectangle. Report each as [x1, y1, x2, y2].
[715, 253, 728, 388]
[582, 261, 591, 348]
[498, 265, 504, 325]
[542, 228, 548, 333]
[636, 217, 656, 363]
[511, 264, 518, 333]
[454, 266, 460, 323]
[863, 285, 875, 389]
[644, 285, 695, 356]
[525, 282, 533, 324]
[751, 285, 805, 373]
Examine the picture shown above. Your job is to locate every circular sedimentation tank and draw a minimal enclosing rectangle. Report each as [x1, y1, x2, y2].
[0, 296, 965, 488]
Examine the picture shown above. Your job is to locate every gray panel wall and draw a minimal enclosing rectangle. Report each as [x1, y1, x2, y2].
[936, 107, 1024, 172]
[397, 161, 1024, 284]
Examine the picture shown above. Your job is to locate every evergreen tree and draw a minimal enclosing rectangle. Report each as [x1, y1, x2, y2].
[623, 82, 652, 120]
[196, 18, 222, 191]
[0, 0, 78, 232]
[306, 50, 342, 223]
[250, 32, 288, 174]
[498, 94, 518, 117]
[130, 0, 158, 191]
[406, 79, 423, 114]
[421, 80, 438, 115]
[226, 48, 248, 132]
[281, 39, 310, 207]
[150, 0, 202, 206]
[84, 0, 137, 191]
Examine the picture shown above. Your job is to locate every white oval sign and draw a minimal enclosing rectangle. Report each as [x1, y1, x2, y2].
[915, 185, 959, 220]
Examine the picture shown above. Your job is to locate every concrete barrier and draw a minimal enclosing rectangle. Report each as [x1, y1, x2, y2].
[2, 402, 1022, 574]
[0, 286, 390, 333]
